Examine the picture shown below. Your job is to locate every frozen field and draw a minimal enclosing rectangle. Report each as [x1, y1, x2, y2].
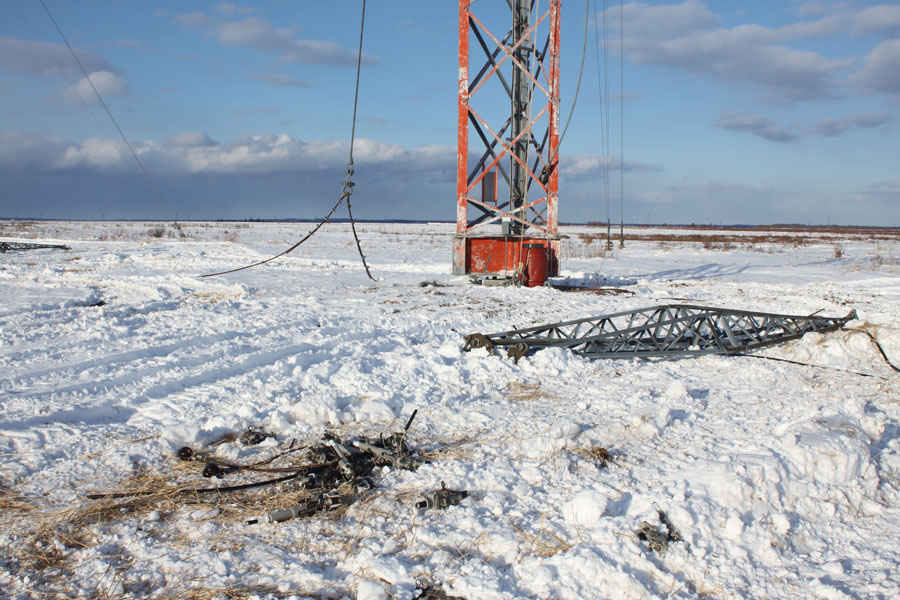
[1, 220, 899, 599]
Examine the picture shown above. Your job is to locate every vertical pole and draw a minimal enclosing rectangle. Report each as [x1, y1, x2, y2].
[454, 1, 471, 274]
[547, 0, 560, 235]
[510, 0, 532, 235]
[619, 0, 625, 249]
[457, 2, 470, 235]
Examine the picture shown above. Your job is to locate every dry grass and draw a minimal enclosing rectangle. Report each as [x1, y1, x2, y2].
[512, 519, 572, 557]
[581, 231, 819, 248]
[503, 381, 556, 402]
[572, 224, 900, 255]
[12, 470, 202, 572]
[585, 222, 900, 238]
[0, 483, 36, 515]
[191, 290, 243, 303]
[4, 462, 359, 597]
[8, 464, 321, 569]
[558, 225, 900, 257]
[701, 239, 735, 251]
[870, 252, 900, 269]
[573, 446, 616, 468]
[156, 579, 341, 599]
[419, 429, 489, 461]
[562, 238, 612, 259]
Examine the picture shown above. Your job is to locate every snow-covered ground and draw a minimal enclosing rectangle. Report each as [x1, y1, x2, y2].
[1, 220, 899, 599]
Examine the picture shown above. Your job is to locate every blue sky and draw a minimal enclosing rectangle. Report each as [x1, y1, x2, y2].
[0, 0, 898, 225]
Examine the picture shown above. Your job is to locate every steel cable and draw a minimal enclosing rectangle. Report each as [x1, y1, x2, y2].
[38, 0, 184, 236]
[202, 0, 374, 280]
[85, 471, 307, 500]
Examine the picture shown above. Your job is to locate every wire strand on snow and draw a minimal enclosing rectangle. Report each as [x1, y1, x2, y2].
[849, 328, 900, 373]
[734, 353, 888, 379]
[199, 195, 347, 278]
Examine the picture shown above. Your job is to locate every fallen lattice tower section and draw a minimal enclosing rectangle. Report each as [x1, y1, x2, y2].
[0, 241, 70, 253]
[464, 304, 857, 362]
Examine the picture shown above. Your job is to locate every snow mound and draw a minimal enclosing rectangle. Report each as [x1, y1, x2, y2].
[780, 414, 877, 488]
[564, 489, 608, 529]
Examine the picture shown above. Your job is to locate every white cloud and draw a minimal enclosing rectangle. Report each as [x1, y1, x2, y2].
[715, 112, 799, 142]
[806, 113, 891, 137]
[716, 111, 890, 141]
[165, 131, 219, 147]
[855, 39, 900, 95]
[173, 13, 377, 66]
[562, 154, 662, 177]
[59, 136, 128, 171]
[213, 3, 252, 17]
[621, 0, 718, 41]
[62, 71, 129, 104]
[0, 131, 451, 177]
[0, 131, 70, 170]
[853, 179, 900, 205]
[0, 34, 116, 79]
[172, 12, 212, 27]
[217, 16, 286, 47]
[249, 74, 311, 88]
[852, 4, 900, 38]
[620, 2, 849, 101]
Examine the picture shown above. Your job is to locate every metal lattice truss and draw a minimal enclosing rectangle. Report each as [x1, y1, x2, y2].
[0, 241, 70, 253]
[464, 304, 857, 362]
[457, 0, 560, 235]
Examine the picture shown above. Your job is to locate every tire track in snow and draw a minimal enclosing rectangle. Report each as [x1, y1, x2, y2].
[0, 315, 403, 431]
[2, 325, 276, 393]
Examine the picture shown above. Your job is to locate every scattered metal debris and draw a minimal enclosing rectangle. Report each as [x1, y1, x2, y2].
[416, 481, 468, 510]
[0, 241, 70, 253]
[638, 509, 682, 555]
[176, 427, 278, 465]
[240, 426, 276, 446]
[465, 304, 856, 363]
[469, 274, 515, 287]
[247, 490, 350, 524]
[91, 412, 429, 524]
[551, 284, 634, 296]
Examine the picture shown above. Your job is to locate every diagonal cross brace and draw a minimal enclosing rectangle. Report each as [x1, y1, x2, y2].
[464, 305, 857, 362]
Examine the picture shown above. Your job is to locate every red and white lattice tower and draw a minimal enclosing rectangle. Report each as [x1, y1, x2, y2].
[453, 0, 561, 278]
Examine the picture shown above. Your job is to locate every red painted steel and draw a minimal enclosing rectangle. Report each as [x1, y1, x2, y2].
[457, 1, 470, 238]
[524, 243, 549, 287]
[454, 0, 561, 277]
[461, 237, 558, 279]
[547, 0, 560, 234]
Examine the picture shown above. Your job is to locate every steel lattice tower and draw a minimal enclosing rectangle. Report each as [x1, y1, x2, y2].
[453, 0, 561, 277]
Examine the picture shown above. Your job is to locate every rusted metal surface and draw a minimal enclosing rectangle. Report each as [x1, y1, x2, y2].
[454, 236, 560, 279]
[454, 0, 561, 276]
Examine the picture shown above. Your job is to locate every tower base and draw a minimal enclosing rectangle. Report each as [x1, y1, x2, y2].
[452, 235, 559, 277]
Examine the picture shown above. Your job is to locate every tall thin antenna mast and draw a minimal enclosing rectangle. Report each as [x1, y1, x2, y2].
[603, 0, 612, 251]
[619, 0, 625, 248]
